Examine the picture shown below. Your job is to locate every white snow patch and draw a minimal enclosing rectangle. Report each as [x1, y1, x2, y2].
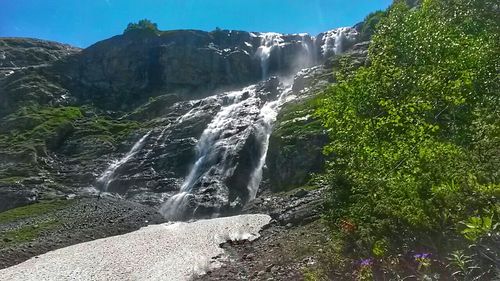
[0, 214, 271, 281]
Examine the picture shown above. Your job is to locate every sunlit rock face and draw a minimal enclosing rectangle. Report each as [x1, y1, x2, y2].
[0, 26, 361, 216]
[94, 78, 283, 217]
[58, 28, 358, 111]
[266, 40, 370, 193]
[0, 38, 80, 69]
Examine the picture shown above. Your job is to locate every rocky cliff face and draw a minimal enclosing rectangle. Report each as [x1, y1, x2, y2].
[0, 39, 80, 118]
[58, 28, 358, 111]
[0, 38, 80, 69]
[0, 26, 362, 216]
[265, 41, 369, 192]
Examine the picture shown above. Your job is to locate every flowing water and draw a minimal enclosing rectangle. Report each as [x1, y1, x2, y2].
[320, 27, 358, 55]
[96, 131, 152, 192]
[160, 85, 262, 219]
[96, 27, 358, 219]
[96, 100, 204, 192]
[246, 85, 293, 200]
[255, 33, 284, 79]
[159, 81, 295, 220]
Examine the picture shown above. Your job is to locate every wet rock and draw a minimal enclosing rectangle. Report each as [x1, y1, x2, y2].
[292, 189, 308, 198]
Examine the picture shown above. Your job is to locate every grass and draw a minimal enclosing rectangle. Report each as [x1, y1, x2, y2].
[76, 117, 140, 142]
[0, 200, 72, 224]
[1, 106, 83, 142]
[0, 220, 60, 246]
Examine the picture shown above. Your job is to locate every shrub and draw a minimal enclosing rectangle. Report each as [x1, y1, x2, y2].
[316, 0, 499, 278]
[124, 19, 160, 34]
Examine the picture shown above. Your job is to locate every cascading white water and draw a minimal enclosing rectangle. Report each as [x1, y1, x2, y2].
[255, 33, 284, 79]
[91, 26, 361, 220]
[299, 34, 314, 67]
[255, 28, 356, 80]
[96, 98, 214, 192]
[156, 27, 360, 220]
[97, 131, 152, 191]
[160, 85, 259, 219]
[181, 88, 254, 191]
[320, 27, 359, 56]
[159, 81, 296, 220]
[246, 85, 293, 200]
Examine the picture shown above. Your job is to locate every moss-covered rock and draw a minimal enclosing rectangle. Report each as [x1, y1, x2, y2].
[267, 96, 328, 192]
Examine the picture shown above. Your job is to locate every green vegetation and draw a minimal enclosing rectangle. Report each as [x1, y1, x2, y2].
[0, 220, 60, 246]
[0, 200, 71, 246]
[0, 200, 71, 224]
[0, 105, 139, 182]
[74, 116, 140, 144]
[273, 96, 325, 142]
[0, 105, 140, 150]
[268, 95, 330, 192]
[0, 106, 82, 146]
[124, 19, 160, 35]
[126, 94, 181, 120]
[314, 0, 499, 278]
[358, 11, 387, 41]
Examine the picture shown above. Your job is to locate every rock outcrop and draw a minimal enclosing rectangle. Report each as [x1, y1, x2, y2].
[265, 41, 370, 192]
[58, 29, 357, 111]
[0, 26, 362, 215]
[0, 38, 80, 69]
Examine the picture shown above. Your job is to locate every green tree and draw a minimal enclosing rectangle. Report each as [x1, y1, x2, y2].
[124, 19, 160, 34]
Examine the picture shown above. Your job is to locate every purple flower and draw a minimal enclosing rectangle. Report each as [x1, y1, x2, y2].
[360, 258, 373, 266]
[414, 253, 431, 260]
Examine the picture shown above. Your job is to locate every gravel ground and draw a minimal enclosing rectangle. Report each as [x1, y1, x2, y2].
[0, 214, 271, 281]
[194, 188, 329, 281]
[198, 220, 330, 280]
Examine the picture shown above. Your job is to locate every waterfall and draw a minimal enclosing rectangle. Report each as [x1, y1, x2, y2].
[255, 33, 284, 79]
[160, 85, 259, 219]
[320, 27, 358, 56]
[97, 100, 201, 192]
[159, 81, 294, 220]
[179, 87, 254, 193]
[97, 131, 152, 192]
[246, 85, 293, 200]
[156, 27, 360, 220]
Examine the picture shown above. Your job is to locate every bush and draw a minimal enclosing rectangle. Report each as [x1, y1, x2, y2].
[316, 0, 499, 278]
[123, 19, 160, 35]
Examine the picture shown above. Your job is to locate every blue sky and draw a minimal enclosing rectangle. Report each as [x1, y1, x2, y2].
[0, 0, 392, 48]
